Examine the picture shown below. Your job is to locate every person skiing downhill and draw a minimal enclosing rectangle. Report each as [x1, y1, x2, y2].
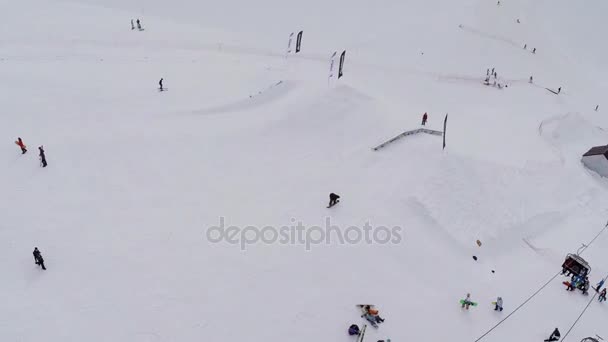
[131, 19, 135, 30]
[328, 193, 340, 207]
[421, 112, 428, 126]
[544, 328, 561, 342]
[532, 48, 537, 54]
[38, 146, 47, 167]
[599, 288, 607, 302]
[15, 137, 27, 154]
[494, 297, 503, 311]
[159, 78, 164, 91]
[136, 19, 142, 30]
[529, 76, 533, 84]
[33, 247, 46, 270]
[557, 87, 561, 94]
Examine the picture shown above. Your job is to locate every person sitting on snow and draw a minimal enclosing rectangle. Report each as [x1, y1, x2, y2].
[544, 328, 560, 342]
[362, 305, 384, 326]
[348, 324, 360, 336]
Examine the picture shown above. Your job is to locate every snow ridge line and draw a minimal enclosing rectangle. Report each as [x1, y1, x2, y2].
[474, 222, 608, 342]
[372, 128, 443, 151]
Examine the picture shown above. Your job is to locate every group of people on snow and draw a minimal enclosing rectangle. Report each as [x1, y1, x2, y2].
[15, 137, 47, 167]
[484, 68, 507, 89]
[130, 19, 143, 30]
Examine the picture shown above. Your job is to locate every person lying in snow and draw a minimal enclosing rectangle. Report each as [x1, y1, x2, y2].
[361, 305, 384, 327]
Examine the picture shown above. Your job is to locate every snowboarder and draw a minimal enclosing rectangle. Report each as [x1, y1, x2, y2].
[348, 324, 361, 336]
[596, 279, 605, 291]
[421, 112, 428, 126]
[15, 137, 27, 154]
[131, 19, 135, 30]
[38, 146, 47, 167]
[557, 87, 561, 94]
[328, 193, 340, 208]
[462, 293, 473, 310]
[533, 48, 537, 54]
[544, 328, 561, 342]
[494, 296, 503, 311]
[159, 78, 164, 91]
[33, 247, 46, 270]
[599, 288, 607, 302]
[529, 76, 533, 84]
[136, 19, 142, 30]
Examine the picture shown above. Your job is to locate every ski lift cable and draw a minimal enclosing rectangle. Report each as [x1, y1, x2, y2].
[474, 222, 608, 342]
[473, 271, 562, 342]
[561, 273, 608, 342]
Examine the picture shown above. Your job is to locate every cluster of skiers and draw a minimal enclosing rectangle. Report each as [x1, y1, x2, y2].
[15, 137, 47, 167]
[484, 68, 507, 89]
[130, 19, 143, 31]
[523, 44, 537, 54]
[561, 268, 607, 302]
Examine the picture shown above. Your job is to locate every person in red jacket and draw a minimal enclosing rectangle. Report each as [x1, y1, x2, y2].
[15, 137, 27, 154]
[421, 112, 428, 126]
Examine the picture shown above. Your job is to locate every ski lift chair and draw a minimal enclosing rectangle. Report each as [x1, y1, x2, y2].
[563, 254, 591, 277]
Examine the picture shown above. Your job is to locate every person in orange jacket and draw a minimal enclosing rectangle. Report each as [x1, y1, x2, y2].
[15, 137, 27, 154]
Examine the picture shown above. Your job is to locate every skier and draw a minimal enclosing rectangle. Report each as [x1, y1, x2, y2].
[494, 297, 503, 311]
[557, 87, 561, 94]
[328, 193, 340, 207]
[348, 324, 361, 336]
[131, 19, 135, 30]
[517, 19, 521, 23]
[362, 305, 384, 326]
[599, 288, 607, 303]
[38, 146, 47, 168]
[491, 67, 495, 74]
[421, 112, 428, 126]
[596, 105, 599, 112]
[159, 78, 164, 91]
[494, 72, 497, 79]
[136, 19, 142, 30]
[544, 328, 561, 342]
[486, 68, 489, 76]
[462, 293, 473, 310]
[33, 247, 46, 270]
[524, 44, 527, 49]
[15, 137, 27, 154]
[533, 48, 537, 54]
[529, 76, 533, 84]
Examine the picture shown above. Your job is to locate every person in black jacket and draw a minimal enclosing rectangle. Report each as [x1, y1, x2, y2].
[33, 247, 46, 270]
[544, 328, 560, 342]
[39, 146, 47, 167]
[328, 193, 340, 207]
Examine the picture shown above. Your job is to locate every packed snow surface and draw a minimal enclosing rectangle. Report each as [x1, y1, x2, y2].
[2, 0, 608, 341]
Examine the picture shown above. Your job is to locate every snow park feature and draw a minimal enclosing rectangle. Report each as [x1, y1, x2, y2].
[3, 0, 608, 341]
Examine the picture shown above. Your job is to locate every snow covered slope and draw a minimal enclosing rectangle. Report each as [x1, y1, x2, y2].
[2, 0, 608, 341]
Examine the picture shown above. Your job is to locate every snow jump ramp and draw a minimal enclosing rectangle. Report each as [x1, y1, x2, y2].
[373, 128, 443, 151]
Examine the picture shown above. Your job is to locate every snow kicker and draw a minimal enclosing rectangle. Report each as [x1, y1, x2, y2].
[372, 128, 443, 151]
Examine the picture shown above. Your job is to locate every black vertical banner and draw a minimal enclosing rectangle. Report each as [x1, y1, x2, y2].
[338, 50, 346, 79]
[443, 114, 448, 150]
[296, 31, 303, 53]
